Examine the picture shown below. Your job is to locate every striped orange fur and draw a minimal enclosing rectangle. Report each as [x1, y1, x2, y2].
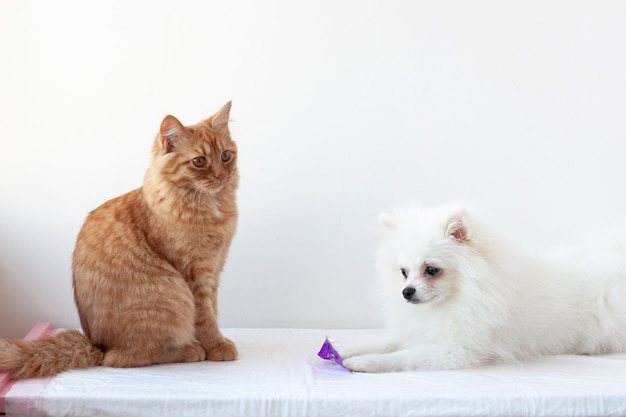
[0, 102, 239, 378]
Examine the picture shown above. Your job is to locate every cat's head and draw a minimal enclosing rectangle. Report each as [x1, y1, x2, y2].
[149, 101, 238, 196]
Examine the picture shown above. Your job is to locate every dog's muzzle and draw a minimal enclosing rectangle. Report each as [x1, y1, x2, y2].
[402, 287, 420, 303]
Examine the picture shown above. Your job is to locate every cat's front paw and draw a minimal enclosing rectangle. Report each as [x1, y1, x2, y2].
[205, 338, 238, 361]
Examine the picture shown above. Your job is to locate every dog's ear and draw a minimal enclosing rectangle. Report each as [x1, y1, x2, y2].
[445, 213, 471, 244]
[378, 212, 397, 231]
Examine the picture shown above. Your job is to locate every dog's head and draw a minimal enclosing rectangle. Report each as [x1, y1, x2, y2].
[377, 203, 480, 306]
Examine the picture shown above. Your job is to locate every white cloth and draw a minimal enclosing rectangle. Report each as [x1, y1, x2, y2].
[6, 328, 626, 417]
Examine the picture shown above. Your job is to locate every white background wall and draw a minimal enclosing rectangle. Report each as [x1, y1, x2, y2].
[1, 1, 625, 337]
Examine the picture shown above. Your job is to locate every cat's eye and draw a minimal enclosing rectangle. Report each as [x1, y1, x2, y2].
[400, 268, 409, 279]
[424, 266, 441, 277]
[192, 156, 207, 168]
[221, 150, 232, 162]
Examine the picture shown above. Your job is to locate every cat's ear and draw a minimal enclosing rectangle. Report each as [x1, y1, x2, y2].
[378, 212, 397, 231]
[160, 115, 186, 153]
[209, 101, 232, 130]
[445, 212, 471, 244]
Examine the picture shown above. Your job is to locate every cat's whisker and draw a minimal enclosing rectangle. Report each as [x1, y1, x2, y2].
[194, 189, 203, 214]
[176, 184, 202, 216]
[175, 185, 195, 211]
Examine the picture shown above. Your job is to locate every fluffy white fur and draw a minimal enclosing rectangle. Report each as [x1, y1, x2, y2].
[336, 203, 626, 372]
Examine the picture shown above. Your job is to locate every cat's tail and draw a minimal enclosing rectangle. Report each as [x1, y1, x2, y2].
[0, 329, 104, 379]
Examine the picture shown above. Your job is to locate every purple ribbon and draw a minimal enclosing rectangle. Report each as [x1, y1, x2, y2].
[317, 337, 345, 368]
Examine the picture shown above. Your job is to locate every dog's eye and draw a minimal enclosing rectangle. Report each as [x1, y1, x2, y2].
[400, 268, 409, 278]
[424, 266, 441, 277]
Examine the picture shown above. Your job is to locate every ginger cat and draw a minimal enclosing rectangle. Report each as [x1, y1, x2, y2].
[0, 102, 239, 378]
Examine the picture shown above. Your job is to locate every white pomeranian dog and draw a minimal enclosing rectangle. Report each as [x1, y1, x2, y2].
[337, 203, 626, 372]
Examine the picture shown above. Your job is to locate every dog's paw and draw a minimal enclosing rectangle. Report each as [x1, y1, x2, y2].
[329, 338, 365, 360]
[343, 353, 406, 373]
[343, 354, 386, 373]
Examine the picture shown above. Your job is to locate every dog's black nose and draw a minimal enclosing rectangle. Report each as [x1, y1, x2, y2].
[402, 287, 416, 300]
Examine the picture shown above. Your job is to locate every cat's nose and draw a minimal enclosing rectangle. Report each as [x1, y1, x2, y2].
[402, 287, 416, 301]
[214, 172, 225, 181]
